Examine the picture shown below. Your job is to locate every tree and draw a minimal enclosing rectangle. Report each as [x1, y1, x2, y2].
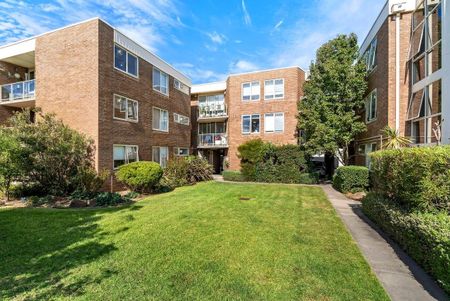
[381, 126, 411, 149]
[298, 34, 368, 165]
[0, 128, 24, 201]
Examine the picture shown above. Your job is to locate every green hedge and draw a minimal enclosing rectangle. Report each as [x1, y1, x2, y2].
[332, 165, 369, 193]
[222, 170, 246, 182]
[116, 161, 163, 193]
[362, 193, 450, 293]
[370, 146, 450, 211]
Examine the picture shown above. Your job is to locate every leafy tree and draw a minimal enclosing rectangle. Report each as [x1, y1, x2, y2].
[0, 128, 24, 201]
[298, 34, 368, 165]
[381, 126, 411, 150]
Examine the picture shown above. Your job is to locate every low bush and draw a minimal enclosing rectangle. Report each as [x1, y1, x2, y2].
[116, 161, 163, 193]
[185, 156, 213, 183]
[332, 165, 369, 193]
[362, 193, 450, 293]
[222, 170, 245, 182]
[298, 172, 320, 184]
[163, 156, 213, 189]
[237, 139, 269, 181]
[370, 146, 450, 211]
[94, 192, 129, 207]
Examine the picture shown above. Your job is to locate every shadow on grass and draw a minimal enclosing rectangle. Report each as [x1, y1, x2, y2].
[0, 204, 142, 300]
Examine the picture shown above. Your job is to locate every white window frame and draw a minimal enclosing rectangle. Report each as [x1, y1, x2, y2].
[365, 89, 377, 123]
[174, 147, 189, 157]
[114, 44, 139, 78]
[113, 144, 139, 169]
[152, 146, 169, 168]
[153, 67, 169, 96]
[152, 107, 169, 132]
[264, 112, 285, 133]
[264, 78, 285, 100]
[174, 113, 190, 126]
[241, 81, 260, 101]
[113, 94, 139, 123]
[241, 114, 260, 134]
[364, 38, 377, 72]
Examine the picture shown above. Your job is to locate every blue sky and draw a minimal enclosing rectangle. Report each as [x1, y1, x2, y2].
[0, 0, 384, 84]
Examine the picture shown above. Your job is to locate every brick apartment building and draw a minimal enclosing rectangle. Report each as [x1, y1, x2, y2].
[353, 0, 450, 166]
[191, 67, 305, 173]
[0, 18, 192, 188]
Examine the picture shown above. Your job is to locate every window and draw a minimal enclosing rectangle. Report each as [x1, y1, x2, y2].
[242, 114, 260, 134]
[152, 107, 169, 132]
[174, 113, 189, 125]
[113, 95, 138, 122]
[365, 90, 377, 123]
[264, 113, 284, 133]
[153, 67, 169, 95]
[152, 146, 169, 167]
[364, 143, 377, 167]
[264, 79, 284, 100]
[174, 79, 189, 94]
[242, 81, 260, 101]
[363, 38, 377, 72]
[174, 147, 189, 157]
[114, 45, 138, 77]
[113, 145, 138, 169]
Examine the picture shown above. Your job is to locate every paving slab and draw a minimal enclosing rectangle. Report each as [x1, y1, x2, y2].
[322, 185, 448, 301]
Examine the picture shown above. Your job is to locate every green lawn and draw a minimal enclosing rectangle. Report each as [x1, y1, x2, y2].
[0, 182, 388, 300]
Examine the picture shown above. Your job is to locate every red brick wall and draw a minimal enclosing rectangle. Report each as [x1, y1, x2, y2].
[226, 67, 304, 170]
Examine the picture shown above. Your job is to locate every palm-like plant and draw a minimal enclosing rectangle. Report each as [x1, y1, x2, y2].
[381, 126, 411, 150]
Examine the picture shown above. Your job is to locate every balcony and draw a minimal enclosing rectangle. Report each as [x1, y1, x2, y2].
[0, 79, 36, 107]
[198, 133, 228, 148]
[198, 103, 228, 122]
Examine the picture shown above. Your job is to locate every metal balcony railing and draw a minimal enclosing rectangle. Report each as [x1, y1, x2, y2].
[1, 79, 35, 102]
[198, 103, 227, 119]
[198, 133, 228, 147]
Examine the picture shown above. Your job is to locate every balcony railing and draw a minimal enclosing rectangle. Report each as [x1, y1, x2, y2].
[199, 104, 227, 119]
[1, 79, 35, 102]
[198, 133, 228, 147]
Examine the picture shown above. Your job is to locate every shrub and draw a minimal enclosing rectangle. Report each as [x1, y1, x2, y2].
[74, 168, 109, 194]
[163, 156, 213, 189]
[222, 170, 245, 182]
[116, 161, 163, 193]
[237, 139, 269, 181]
[185, 156, 213, 183]
[332, 165, 369, 193]
[94, 192, 129, 207]
[370, 146, 450, 211]
[362, 193, 450, 293]
[298, 172, 320, 184]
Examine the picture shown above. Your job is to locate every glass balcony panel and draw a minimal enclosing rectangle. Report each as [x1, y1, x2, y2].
[198, 133, 228, 147]
[0, 79, 35, 102]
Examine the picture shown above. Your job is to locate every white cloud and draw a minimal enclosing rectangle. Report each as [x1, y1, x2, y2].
[241, 0, 251, 26]
[174, 63, 227, 83]
[229, 60, 259, 74]
[40, 3, 61, 12]
[207, 31, 226, 44]
[274, 19, 284, 30]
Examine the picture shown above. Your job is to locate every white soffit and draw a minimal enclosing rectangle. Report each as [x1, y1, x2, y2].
[0, 38, 36, 68]
[191, 81, 227, 94]
[114, 30, 191, 87]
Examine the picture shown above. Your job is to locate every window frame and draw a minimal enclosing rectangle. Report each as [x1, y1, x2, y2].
[152, 146, 169, 168]
[153, 67, 169, 96]
[173, 113, 190, 126]
[241, 114, 260, 134]
[113, 44, 139, 78]
[264, 78, 285, 100]
[264, 112, 285, 133]
[113, 144, 139, 169]
[152, 106, 169, 132]
[365, 89, 377, 123]
[113, 94, 139, 123]
[174, 147, 189, 157]
[241, 81, 260, 101]
[363, 38, 378, 72]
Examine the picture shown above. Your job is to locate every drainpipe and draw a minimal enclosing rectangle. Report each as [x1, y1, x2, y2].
[392, 3, 407, 132]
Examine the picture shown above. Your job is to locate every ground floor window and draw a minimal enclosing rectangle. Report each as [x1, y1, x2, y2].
[358, 143, 377, 167]
[174, 147, 189, 157]
[113, 145, 138, 169]
[152, 146, 169, 167]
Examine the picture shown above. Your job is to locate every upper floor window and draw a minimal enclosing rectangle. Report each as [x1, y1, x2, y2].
[152, 146, 168, 168]
[114, 45, 138, 77]
[242, 114, 260, 134]
[365, 89, 377, 123]
[113, 145, 138, 169]
[174, 113, 190, 125]
[174, 147, 189, 157]
[363, 38, 377, 72]
[174, 79, 189, 94]
[153, 67, 169, 95]
[242, 81, 260, 101]
[264, 112, 284, 133]
[264, 79, 284, 100]
[152, 107, 169, 132]
[113, 95, 138, 122]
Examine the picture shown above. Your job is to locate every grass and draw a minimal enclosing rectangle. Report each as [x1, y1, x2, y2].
[0, 182, 389, 300]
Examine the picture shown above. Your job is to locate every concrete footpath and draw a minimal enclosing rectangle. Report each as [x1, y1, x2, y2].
[322, 185, 448, 301]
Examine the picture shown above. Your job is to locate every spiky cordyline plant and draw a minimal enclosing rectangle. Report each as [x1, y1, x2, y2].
[381, 126, 411, 150]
